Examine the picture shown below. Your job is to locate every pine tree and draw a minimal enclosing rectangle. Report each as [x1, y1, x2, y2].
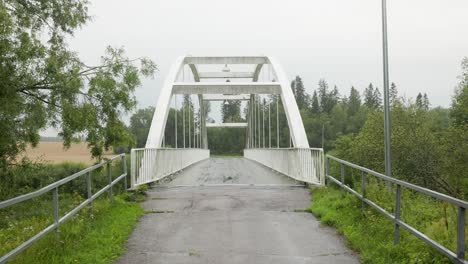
[374, 87, 382, 108]
[317, 79, 339, 113]
[291, 76, 308, 109]
[347, 86, 361, 116]
[311, 91, 320, 114]
[416, 92, 423, 108]
[364, 83, 375, 108]
[422, 93, 430, 110]
[390, 82, 398, 106]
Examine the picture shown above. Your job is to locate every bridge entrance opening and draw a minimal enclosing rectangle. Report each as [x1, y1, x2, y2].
[130, 56, 325, 188]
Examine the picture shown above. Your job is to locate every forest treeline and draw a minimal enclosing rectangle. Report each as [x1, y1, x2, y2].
[128, 58, 468, 199]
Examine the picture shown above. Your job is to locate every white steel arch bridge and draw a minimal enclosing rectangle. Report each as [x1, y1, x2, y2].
[130, 55, 325, 187]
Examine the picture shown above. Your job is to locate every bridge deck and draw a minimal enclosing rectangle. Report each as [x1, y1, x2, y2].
[116, 158, 357, 264]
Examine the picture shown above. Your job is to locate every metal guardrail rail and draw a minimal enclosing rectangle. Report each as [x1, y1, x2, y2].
[0, 154, 128, 264]
[326, 154, 468, 264]
[244, 148, 325, 185]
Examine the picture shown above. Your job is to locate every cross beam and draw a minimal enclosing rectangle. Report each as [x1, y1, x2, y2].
[202, 94, 250, 101]
[206, 123, 248, 128]
[172, 82, 280, 94]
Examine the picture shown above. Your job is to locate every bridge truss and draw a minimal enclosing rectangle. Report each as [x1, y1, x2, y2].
[131, 56, 325, 187]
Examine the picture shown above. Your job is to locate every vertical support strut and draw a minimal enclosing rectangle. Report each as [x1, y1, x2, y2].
[276, 95, 279, 148]
[268, 101, 271, 148]
[183, 98, 185, 148]
[262, 99, 265, 148]
[174, 95, 178, 148]
[457, 207, 466, 261]
[394, 184, 401, 244]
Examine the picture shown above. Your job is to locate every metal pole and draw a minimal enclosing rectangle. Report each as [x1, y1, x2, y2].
[457, 207, 466, 261]
[257, 96, 260, 148]
[53, 187, 59, 235]
[276, 95, 279, 148]
[193, 98, 196, 148]
[268, 101, 271, 148]
[361, 172, 366, 214]
[394, 184, 401, 244]
[341, 164, 345, 185]
[175, 95, 178, 148]
[183, 100, 185, 148]
[262, 100, 265, 148]
[252, 95, 257, 148]
[188, 99, 191, 148]
[107, 162, 112, 201]
[382, 0, 392, 178]
[87, 171, 92, 214]
[122, 154, 127, 192]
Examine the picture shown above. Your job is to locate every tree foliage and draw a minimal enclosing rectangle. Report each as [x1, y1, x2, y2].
[0, 0, 156, 167]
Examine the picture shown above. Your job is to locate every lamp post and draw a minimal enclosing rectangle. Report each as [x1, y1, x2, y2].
[381, 0, 392, 179]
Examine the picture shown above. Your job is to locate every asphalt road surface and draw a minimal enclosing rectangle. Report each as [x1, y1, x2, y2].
[116, 158, 358, 264]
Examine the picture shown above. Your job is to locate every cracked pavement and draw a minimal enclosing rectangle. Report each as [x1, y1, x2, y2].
[116, 158, 358, 264]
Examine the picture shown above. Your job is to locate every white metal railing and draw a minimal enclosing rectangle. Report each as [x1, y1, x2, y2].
[130, 148, 210, 187]
[244, 148, 325, 185]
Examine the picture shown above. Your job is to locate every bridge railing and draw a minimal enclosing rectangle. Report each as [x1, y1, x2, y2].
[326, 154, 468, 264]
[244, 148, 325, 184]
[130, 148, 210, 187]
[0, 154, 127, 264]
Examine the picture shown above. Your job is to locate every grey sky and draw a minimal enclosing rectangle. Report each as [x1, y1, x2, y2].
[42, 0, 468, 136]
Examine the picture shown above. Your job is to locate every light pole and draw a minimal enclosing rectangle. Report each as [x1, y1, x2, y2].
[381, 0, 392, 179]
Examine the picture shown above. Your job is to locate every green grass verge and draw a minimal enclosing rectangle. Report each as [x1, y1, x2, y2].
[309, 187, 462, 264]
[3, 195, 143, 264]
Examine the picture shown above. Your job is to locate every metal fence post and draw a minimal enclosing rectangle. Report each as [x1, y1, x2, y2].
[361, 171, 366, 215]
[122, 154, 127, 192]
[326, 157, 330, 186]
[87, 171, 92, 214]
[457, 207, 466, 261]
[53, 187, 59, 235]
[107, 162, 113, 201]
[394, 184, 401, 245]
[340, 164, 345, 186]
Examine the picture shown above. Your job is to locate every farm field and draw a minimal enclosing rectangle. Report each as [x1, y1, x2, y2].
[22, 142, 114, 165]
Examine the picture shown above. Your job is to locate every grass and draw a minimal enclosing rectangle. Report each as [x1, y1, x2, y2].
[309, 186, 466, 264]
[1, 195, 144, 264]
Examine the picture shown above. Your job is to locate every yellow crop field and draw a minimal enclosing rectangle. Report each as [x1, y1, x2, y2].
[22, 142, 115, 165]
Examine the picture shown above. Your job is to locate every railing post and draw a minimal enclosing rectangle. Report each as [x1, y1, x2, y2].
[457, 207, 466, 261]
[326, 157, 330, 186]
[131, 149, 136, 189]
[107, 162, 113, 202]
[122, 154, 127, 192]
[361, 171, 366, 215]
[53, 187, 59, 235]
[394, 184, 401, 245]
[340, 163, 345, 186]
[87, 171, 92, 214]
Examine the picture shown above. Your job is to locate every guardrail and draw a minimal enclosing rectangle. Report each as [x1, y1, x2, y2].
[0, 154, 128, 264]
[130, 148, 210, 187]
[244, 148, 325, 184]
[326, 154, 468, 264]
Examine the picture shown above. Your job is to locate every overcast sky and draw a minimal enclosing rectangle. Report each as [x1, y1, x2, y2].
[43, 0, 468, 136]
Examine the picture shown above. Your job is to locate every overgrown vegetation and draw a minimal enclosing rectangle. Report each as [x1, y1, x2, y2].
[0, 159, 144, 263]
[310, 186, 466, 264]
